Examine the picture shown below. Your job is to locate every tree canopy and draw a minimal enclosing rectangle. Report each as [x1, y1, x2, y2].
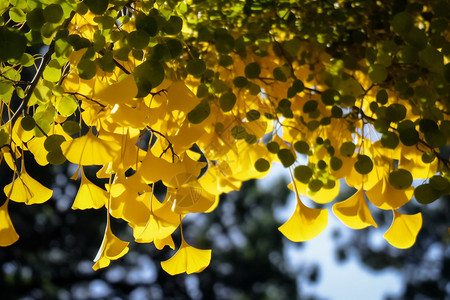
[0, 0, 449, 275]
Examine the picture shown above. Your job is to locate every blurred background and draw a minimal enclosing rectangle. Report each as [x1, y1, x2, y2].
[0, 157, 449, 300]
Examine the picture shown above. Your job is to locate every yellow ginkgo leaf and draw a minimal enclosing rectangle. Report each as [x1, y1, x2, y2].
[161, 239, 212, 275]
[72, 168, 107, 210]
[365, 176, 414, 210]
[279, 176, 328, 242]
[166, 81, 200, 112]
[332, 188, 377, 229]
[132, 192, 178, 243]
[167, 175, 216, 214]
[61, 129, 119, 166]
[399, 145, 438, 180]
[92, 222, 130, 271]
[383, 210, 422, 249]
[27, 136, 48, 166]
[278, 199, 328, 242]
[0, 200, 19, 247]
[139, 150, 204, 186]
[155, 234, 175, 250]
[287, 180, 339, 204]
[94, 74, 138, 106]
[4, 167, 52, 205]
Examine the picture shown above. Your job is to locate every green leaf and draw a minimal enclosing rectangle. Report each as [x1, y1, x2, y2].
[429, 175, 449, 192]
[44, 134, 66, 151]
[255, 158, 270, 172]
[187, 101, 210, 124]
[405, 28, 427, 50]
[399, 127, 419, 146]
[354, 154, 373, 175]
[136, 14, 159, 37]
[273, 67, 288, 81]
[163, 16, 183, 35]
[233, 76, 248, 88]
[267, 141, 280, 153]
[381, 131, 399, 149]
[330, 157, 343, 171]
[246, 110, 260, 121]
[321, 89, 340, 106]
[134, 60, 165, 97]
[21, 116, 36, 131]
[376, 89, 388, 104]
[0, 26, 27, 62]
[43, 59, 62, 82]
[83, 0, 108, 15]
[127, 31, 150, 50]
[231, 125, 247, 140]
[166, 38, 183, 58]
[26, 8, 45, 29]
[47, 149, 67, 165]
[44, 4, 63, 23]
[424, 129, 446, 148]
[414, 184, 440, 204]
[369, 64, 387, 83]
[294, 141, 309, 154]
[245, 62, 261, 79]
[57, 95, 78, 117]
[77, 59, 97, 80]
[214, 28, 234, 54]
[62, 121, 81, 135]
[9, 7, 26, 23]
[186, 58, 206, 76]
[277, 149, 295, 167]
[386, 103, 407, 122]
[19, 53, 34, 67]
[294, 165, 313, 183]
[340, 141, 355, 156]
[308, 179, 323, 192]
[392, 11, 414, 34]
[0, 80, 13, 94]
[219, 55, 233, 67]
[303, 100, 318, 113]
[67, 34, 91, 50]
[219, 92, 236, 112]
[0, 129, 9, 147]
[389, 169, 413, 189]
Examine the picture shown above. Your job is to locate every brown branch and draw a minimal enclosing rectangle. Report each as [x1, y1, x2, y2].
[145, 126, 179, 162]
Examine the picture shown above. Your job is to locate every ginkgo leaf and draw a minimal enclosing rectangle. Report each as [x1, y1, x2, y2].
[383, 210, 422, 249]
[131, 191, 178, 243]
[332, 188, 377, 229]
[12, 116, 34, 145]
[4, 166, 52, 205]
[287, 180, 339, 204]
[399, 145, 438, 179]
[365, 176, 414, 210]
[279, 177, 328, 242]
[0, 200, 19, 246]
[155, 234, 176, 250]
[139, 150, 203, 186]
[161, 239, 212, 275]
[92, 222, 130, 270]
[72, 168, 107, 210]
[94, 74, 138, 105]
[279, 199, 328, 242]
[166, 81, 200, 112]
[61, 129, 119, 166]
